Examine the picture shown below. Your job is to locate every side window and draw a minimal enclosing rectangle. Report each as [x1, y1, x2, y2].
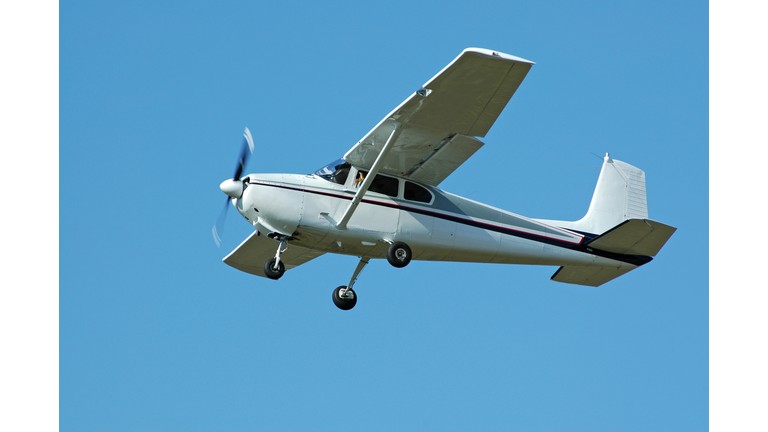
[357, 171, 399, 197]
[313, 159, 350, 185]
[404, 181, 433, 203]
[331, 163, 350, 185]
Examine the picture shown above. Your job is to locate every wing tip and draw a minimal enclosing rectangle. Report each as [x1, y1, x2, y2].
[463, 47, 535, 65]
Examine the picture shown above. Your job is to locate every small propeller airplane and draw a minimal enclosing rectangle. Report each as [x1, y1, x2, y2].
[213, 48, 676, 310]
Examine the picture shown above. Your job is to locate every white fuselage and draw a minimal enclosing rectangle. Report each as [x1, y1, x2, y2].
[234, 168, 637, 272]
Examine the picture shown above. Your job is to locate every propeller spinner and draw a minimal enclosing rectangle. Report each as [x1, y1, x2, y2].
[213, 127, 254, 247]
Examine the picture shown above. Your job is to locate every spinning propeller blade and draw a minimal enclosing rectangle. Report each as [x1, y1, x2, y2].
[233, 127, 254, 181]
[213, 127, 253, 247]
[212, 198, 230, 248]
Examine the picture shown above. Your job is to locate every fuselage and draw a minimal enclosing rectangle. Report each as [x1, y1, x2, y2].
[233, 165, 647, 271]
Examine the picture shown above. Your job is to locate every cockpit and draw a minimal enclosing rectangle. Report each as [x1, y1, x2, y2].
[313, 158, 351, 185]
[312, 159, 434, 204]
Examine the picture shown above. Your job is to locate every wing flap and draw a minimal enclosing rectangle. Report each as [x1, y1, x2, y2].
[587, 219, 677, 256]
[223, 231, 325, 278]
[407, 134, 484, 186]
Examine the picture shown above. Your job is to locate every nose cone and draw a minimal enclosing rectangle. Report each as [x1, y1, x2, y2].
[220, 179, 244, 199]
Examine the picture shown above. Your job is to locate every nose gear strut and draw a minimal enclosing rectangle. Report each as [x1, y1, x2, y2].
[264, 237, 288, 280]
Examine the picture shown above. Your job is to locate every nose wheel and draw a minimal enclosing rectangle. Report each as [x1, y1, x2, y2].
[264, 258, 285, 279]
[264, 237, 288, 280]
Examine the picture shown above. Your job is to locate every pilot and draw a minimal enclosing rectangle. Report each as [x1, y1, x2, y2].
[354, 171, 365, 187]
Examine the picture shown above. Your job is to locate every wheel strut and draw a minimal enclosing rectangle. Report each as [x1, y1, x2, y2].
[274, 238, 288, 268]
[344, 257, 370, 296]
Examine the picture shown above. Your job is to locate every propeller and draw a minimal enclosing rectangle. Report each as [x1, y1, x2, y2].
[213, 127, 254, 247]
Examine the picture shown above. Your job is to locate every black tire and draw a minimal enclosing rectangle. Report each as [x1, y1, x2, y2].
[264, 258, 285, 280]
[386, 241, 412, 268]
[332, 286, 357, 310]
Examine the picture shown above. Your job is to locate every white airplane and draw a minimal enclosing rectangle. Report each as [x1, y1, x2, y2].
[213, 48, 676, 310]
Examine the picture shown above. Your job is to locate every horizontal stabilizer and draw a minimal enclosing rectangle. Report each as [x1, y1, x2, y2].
[223, 231, 325, 278]
[551, 218, 675, 286]
[587, 218, 676, 256]
[551, 265, 636, 287]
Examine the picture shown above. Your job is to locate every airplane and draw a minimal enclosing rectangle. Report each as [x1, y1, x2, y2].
[213, 48, 676, 311]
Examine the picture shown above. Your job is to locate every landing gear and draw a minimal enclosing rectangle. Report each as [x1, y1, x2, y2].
[331, 243, 412, 309]
[264, 237, 288, 280]
[332, 286, 357, 310]
[264, 258, 285, 279]
[386, 241, 412, 268]
[332, 257, 370, 310]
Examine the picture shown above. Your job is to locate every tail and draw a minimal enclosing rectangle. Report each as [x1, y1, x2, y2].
[535, 153, 676, 286]
[575, 153, 648, 234]
[537, 153, 650, 235]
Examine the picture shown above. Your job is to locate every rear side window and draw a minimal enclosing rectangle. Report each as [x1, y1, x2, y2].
[404, 181, 432, 203]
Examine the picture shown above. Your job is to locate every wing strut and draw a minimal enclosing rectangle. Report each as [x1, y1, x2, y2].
[336, 121, 402, 230]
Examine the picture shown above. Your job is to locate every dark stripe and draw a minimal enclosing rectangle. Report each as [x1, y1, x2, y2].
[251, 181, 652, 266]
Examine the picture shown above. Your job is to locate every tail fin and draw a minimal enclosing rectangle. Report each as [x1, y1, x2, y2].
[536, 153, 649, 235]
[576, 153, 648, 234]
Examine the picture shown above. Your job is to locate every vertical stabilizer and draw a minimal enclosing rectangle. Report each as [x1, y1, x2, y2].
[535, 154, 649, 235]
[576, 153, 648, 234]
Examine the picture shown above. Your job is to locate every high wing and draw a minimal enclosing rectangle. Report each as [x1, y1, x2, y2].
[343, 48, 534, 187]
[223, 231, 325, 278]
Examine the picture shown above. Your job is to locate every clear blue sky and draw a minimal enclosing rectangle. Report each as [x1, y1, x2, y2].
[56, 1, 709, 430]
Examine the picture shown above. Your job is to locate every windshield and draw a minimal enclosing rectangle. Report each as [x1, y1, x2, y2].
[313, 158, 351, 185]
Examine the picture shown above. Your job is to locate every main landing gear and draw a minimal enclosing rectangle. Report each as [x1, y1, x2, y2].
[332, 256, 369, 310]
[332, 241, 413, 311]
[264, 238, 413, 309]
[386, 241, 412, 268]
[332, 286, 357, 310]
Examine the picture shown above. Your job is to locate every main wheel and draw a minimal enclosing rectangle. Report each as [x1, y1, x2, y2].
[386, 241, 412, 268]
[264, 258, 285, 280]
[332, 286, 357, 310]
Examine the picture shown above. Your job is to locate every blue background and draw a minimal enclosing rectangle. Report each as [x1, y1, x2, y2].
[60, 1, 708, 430]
